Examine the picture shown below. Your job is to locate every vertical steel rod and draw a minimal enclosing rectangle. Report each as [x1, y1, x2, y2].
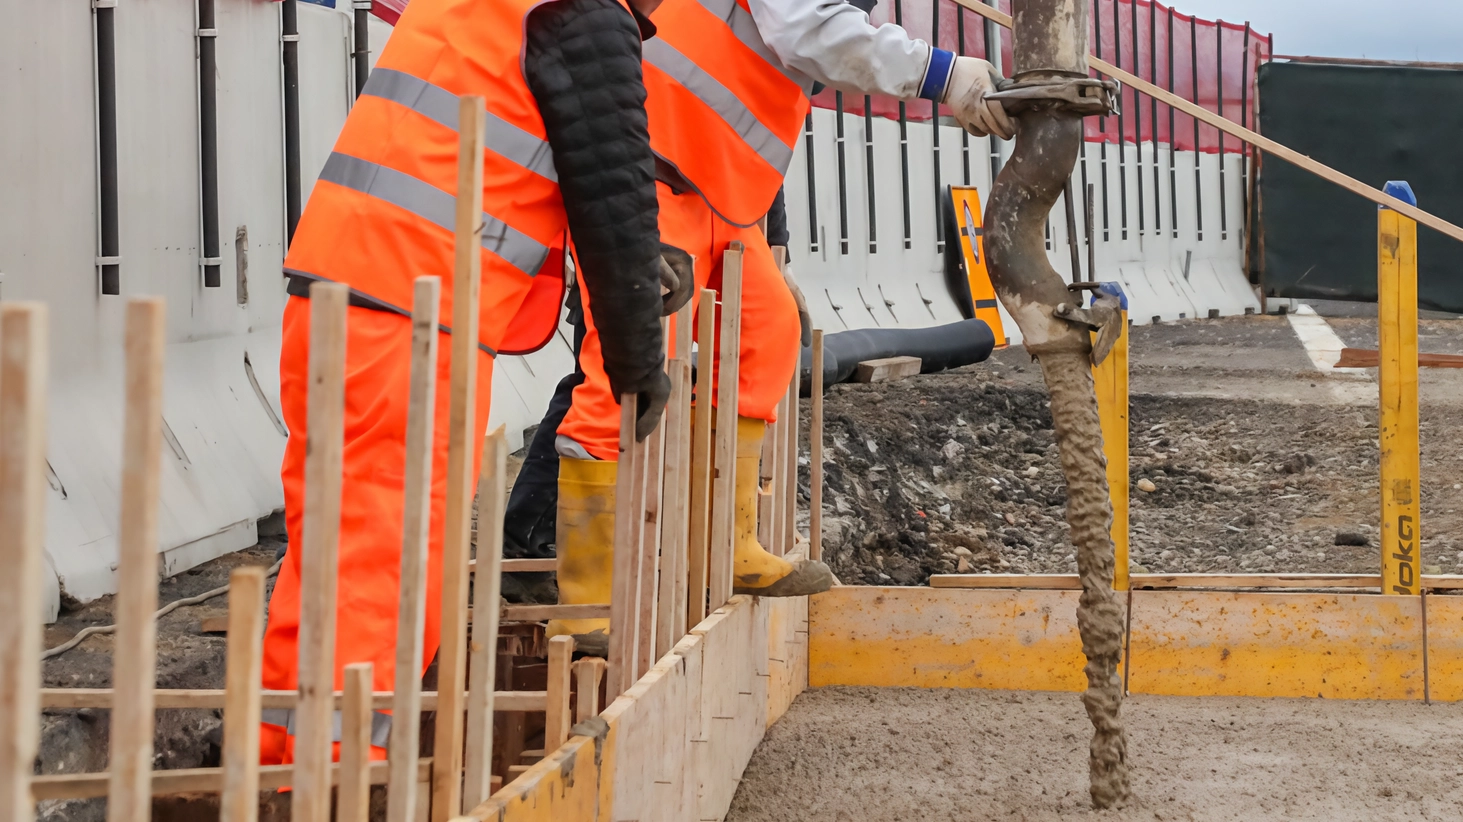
[835, 91, 850, 255]
[1191, 14, 1203, 241]
[864, 97, 878, 253]
[198, 0, 221, 287]
[803, 114, 820, 252]
[96, 2, 121, 294]
[282, 0, 302, 242]
[1217, 18, 1228, 239]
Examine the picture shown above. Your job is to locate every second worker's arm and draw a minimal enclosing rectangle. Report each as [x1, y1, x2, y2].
[748, 0, 1013, 138]
[525, 0, 670, 440]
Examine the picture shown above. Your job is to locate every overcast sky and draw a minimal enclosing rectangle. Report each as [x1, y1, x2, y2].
[1176, 0, 1463, 63]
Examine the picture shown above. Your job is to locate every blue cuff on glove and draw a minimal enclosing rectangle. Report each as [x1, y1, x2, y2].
[919, 47, 956, 101]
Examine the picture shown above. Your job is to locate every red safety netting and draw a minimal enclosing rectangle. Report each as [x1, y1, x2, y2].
[371, 0, 407, 25]
[811, 0, 1271, 154]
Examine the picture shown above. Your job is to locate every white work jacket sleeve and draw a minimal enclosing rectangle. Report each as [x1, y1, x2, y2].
[746, 0, 956, 101]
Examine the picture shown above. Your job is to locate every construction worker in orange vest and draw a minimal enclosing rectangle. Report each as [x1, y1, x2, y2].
[547, 0, 1014, 651]
[257, 0, 688, 762]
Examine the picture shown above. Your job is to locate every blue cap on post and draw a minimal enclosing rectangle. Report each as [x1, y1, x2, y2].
[1382, 180, 1417, 209]
[1092, 281, 1128, 311]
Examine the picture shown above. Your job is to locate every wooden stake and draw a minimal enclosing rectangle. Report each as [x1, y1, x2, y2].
[951, 0, 1463, 245]
[292, 282, 348, 822]
[673, 359, 692, 641]
[636, 406, 665, 679]
[220, 567, 265, 822]
[810, 330, 824, 562]
[572, 657, 606, 723]
[386, 276, 441, 822]
[0, 303, 47, 822]
[783, 364, 800, 556]
[338, 663, 374, 822]
[544, 636, 574, 752]
[656, 357, 689, 660]
[609, 396, 647, 696]
[608, 400, 636, 696]
[432, 93, 487, 822]
[107, 297, 165, 822]
[463, 427, 508, 810]
[709, 244, 744, 611]
[760, 401, 779, 553]
[686, 290, 717, 629]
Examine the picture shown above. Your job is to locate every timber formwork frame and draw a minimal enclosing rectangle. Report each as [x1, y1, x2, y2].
[11, 18, 1463, 822]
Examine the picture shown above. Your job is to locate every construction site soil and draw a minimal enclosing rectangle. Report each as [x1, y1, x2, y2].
[807, 330, 1463, 587]
[33, 314, 1463, 818]
[726, 686, 1463, 821]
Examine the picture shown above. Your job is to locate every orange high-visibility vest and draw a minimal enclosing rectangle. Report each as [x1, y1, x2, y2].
[283, 0, 634, 355]
[644, 0, 813, 227]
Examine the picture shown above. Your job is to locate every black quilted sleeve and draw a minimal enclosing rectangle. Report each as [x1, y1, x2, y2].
[525, 0, 664, 399]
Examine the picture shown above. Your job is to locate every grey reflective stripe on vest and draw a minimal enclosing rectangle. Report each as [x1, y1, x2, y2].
[319, 152, 551, 278]
[361, 69, 559, 182]
[642, 40, 796, 173]
[260, 707, 393, 749]
[283, 267, 501, 358]
[691, 0, 814, 95]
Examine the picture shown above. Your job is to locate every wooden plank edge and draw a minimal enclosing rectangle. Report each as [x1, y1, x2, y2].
[930, 573, 1463, 591]
[32, 758, 432, 801]
[40, 689, 548, 712]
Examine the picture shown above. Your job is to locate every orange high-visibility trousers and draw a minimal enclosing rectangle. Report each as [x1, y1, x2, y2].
[260, 295, 494, 764]
[557, 184, 800, 459]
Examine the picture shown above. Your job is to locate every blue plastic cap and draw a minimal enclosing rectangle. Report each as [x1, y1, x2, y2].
[1382, 180, 1417, 209]
[1093, 281, 1128, 311]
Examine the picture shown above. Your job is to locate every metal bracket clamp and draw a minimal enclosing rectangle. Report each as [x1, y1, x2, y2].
[1054, 289, 1124, 366]
[199, 257, 223, 267]
[987, 77, 1121, 118]
[196, 28, 218, 37]
[354, 0, 374, 8]
[92, 0, 118, 8]
[95, 256, 122, 266]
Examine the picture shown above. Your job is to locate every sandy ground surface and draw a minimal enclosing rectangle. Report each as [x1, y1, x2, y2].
[727, 687, 1463, 822]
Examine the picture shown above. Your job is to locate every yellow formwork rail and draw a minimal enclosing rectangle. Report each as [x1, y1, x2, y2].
[1091, 283, 1129, 591]
[1378, 181, 1420, 596]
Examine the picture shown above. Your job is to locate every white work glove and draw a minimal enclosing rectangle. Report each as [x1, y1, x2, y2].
[776, 251, 813, 349]
[943, 56, 1014, 141]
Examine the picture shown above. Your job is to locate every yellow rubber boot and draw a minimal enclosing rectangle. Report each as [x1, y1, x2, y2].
[546, 456, 616, 657]
[731, 416, 833, 596]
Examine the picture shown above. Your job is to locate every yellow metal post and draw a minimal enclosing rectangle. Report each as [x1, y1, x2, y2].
[1091, 284, 1129, 591]
[1379, 180, 1420, 596]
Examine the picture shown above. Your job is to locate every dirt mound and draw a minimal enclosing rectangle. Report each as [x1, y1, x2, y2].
[803, 361, 1463, 585]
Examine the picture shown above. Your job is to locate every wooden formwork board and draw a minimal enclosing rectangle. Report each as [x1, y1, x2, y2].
[807, 586, 1443, 701]
[1128, 591, 1425, 700]
[458, 594, 808, 822]
[1426, 595, 1463, 702]
[765, 591, 809, 728]
[808, 587, 1088, 692]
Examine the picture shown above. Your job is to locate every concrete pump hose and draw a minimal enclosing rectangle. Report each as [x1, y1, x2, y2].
[981, 0, 1131, 809]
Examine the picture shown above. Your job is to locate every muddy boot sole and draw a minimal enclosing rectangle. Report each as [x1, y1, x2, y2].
[571, 628, 609, 658]
[733, 559, 834, 597]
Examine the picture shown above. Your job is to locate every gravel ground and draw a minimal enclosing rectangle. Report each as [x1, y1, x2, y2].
[807, 313, 1463, 586]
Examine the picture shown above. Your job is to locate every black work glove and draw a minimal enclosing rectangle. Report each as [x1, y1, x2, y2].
[582, 253, 667, 443]
[632, 370, 671, 441]
[659, 244, 694, 316]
